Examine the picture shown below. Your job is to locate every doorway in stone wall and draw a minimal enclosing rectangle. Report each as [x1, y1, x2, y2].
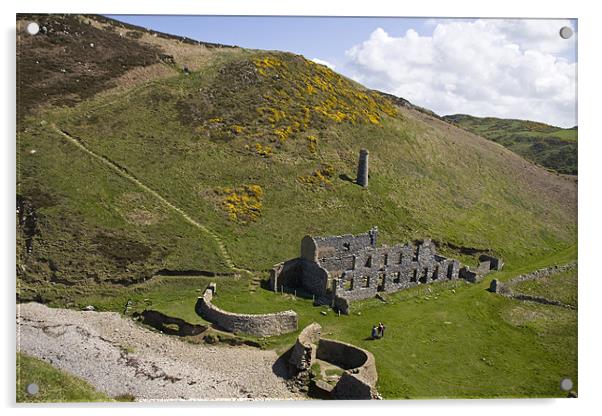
[377, 273, 386, 291]
[410, 269, 418, 283]
[419, 268, 429, 284]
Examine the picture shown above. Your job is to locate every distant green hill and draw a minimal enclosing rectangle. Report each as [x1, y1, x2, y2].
[442, 114, 577, 174]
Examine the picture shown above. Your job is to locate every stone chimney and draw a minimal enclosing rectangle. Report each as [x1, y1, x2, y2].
[356, 149, 369, 187]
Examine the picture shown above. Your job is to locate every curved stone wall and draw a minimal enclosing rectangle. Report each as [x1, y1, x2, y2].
[316, 339, 378, 400]
[289, 322, 322, 371]
[290, 323, 379, 399]
[195, 284, 298, 337]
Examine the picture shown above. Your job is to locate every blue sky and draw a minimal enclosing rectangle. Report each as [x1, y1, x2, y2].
[108, 15, 436, 67]
[109, 15, 577, 127]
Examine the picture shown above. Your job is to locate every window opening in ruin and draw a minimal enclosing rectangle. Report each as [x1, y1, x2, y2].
[379, 273, 387, 290]
[364, 275, 371, 288]
[343, 278, 353, 291]
[411, 269, 418, 283]
[447, 263, 454, 279]
[365, 256, 372, 268]
[383, 253, 389, 266]
[432, 266, 439, 280]
[419, 268, 429, 284]
[393, 272, 401, 283]
[343, 242, 350, 251]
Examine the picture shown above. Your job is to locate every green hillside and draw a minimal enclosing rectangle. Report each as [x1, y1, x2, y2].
[17, 44, 577, 291]
[16, 14, 577, 399]
[443, 114, 577, 174]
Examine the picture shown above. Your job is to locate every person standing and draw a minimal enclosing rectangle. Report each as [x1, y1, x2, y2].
[371, 325, 378, 340]
[378, 322, 386, 338]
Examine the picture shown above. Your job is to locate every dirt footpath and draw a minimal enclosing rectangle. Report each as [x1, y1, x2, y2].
[17, 302, 301, 401]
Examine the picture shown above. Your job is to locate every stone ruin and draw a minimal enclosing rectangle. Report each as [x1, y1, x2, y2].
[459, 254, 505, 282]
[288, 322, 379, 399]
[269, 227, 502, 314]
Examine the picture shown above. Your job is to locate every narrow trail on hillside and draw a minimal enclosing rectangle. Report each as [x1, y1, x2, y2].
[50, 123, 252, 277]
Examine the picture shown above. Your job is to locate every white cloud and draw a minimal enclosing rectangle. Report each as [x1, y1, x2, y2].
[311, 58, 336, 70]
[344, 19, 577, 127]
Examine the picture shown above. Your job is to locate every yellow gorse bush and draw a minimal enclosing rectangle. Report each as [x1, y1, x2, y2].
[254, 142, 272, 157]
[306, 135, 318, 154]
[217, 184, 264, 224]
[251, 55, 397, 137]
[299, 164, 335, 188]
[197, 53, 398, 157]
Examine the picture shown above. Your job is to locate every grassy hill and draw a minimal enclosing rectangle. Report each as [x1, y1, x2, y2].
[16, 14, 577, 399]
[443, 114, 578, 175]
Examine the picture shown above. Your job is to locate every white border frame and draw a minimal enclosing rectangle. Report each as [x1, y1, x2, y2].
[3, 1, 600, 416]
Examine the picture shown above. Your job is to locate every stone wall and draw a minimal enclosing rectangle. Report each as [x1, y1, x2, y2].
[490, 262, 577, 309]
[479, 254, 504, 270]
[301, 228, 378, 263]
[300, 260, 330, 296]
[195, 284, 298, 337]
[316, 338, 378, 400]
[289, 323, 322, 371]
[477, 260, 492, 275]
[331, 239, 460, 309]
[504, 262, 576, 285]
[269, 258, 302, 291]
[459, 267, 479, 283]
[289, 323, 379, 400]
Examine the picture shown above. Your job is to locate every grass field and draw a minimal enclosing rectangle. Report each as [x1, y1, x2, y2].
[16, 352, 113, 403]
[510, 267, 577, 307]
[25, 244, 576, 399]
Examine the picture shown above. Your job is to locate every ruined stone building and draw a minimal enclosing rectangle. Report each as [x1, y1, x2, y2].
[270, 227, 462, 313]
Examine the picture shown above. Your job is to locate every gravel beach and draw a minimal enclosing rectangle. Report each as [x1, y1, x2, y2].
[17, 302, 302, 401]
